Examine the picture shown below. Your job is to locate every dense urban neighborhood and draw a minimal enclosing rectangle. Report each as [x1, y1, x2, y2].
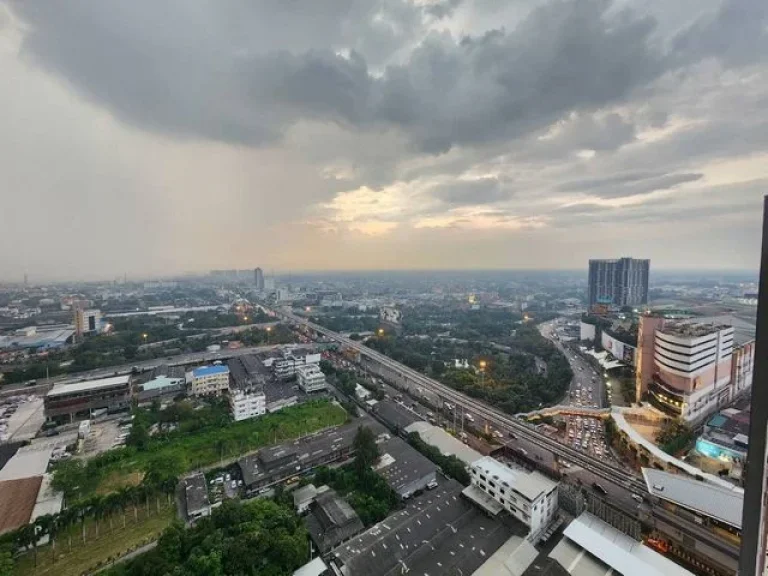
[0, 267, 758, 576]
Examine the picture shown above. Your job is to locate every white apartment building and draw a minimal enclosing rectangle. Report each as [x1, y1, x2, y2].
[274, 353, 322, 379]
[469, 456, 558, 539]
[230, 387, 266, 421]
[297, 364, 327, 393]
[188, 365, 230, 397]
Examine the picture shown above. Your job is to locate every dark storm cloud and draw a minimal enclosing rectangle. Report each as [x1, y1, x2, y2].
[10, 0, 666, 153]
[431, 177, 511, 205]
[554, 179, 767, 227]
[672, 0, 768, 68]
[424, 0, 463, 19]
[558, 172, 703, 198]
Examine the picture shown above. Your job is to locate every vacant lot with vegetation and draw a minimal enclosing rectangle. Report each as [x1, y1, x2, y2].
[15, 501, 175, 576]
[53, 400, 348, 502]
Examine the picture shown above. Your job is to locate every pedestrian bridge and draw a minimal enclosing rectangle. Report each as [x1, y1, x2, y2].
[519, 405, 611, 419]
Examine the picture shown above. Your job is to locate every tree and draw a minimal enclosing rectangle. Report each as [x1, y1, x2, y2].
[127, 420, 150, 450]
[353, 426, 379, 474]
[0, 543, 14, 576]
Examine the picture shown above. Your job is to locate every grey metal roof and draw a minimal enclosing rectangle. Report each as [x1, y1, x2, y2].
[404, 421, 482, 465]
[184, 473, 210, 515]
[47, 375, 130, 397]
[562, 512, 694, 576]
[306, 490, 364, 553]
[332, 481, 521, 576]
[641, 468, 743, 528]
[374, 434, 437, 496]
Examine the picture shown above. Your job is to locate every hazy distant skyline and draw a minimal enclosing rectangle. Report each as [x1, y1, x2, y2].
[1, 0, 767, 281]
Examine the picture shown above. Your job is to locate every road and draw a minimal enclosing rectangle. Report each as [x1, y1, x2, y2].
[0, 343, 315, 398]
[279, 309, 649, 500]
[539, 320, 604, 409]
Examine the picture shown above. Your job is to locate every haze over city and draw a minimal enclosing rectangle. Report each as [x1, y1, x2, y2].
[1, 0, 767, 280]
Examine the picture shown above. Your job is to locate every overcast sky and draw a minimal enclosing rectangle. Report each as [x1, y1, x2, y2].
[1, 0, 767, 281]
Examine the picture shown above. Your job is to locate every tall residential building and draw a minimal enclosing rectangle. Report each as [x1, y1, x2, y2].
[587, 257, 649, 308]
[254, 267, 265, 291]
[635, 315, 755, 422]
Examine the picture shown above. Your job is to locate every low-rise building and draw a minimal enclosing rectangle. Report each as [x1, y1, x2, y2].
[188, 365, 230, 397]
[466, 456, 558, 540]
[274, 352, 321, 379]
[228, 356, 267, 421]
[230, 386, 266, 421]
[184, 473, 211, 520]
[404, 421, 482, 466]
[44, 375, 131, 423]
[374, 434, 437, 499]
[238, 421, 369, 495]
[696, 404, 750, 466]
[549, 512, 694, 576]
[330, 480, 522, 576]
[305, 489, 364, 554]
[297, 364, 327, 393]
[293, 484, 320, 515]
[137, 375, 185, 404]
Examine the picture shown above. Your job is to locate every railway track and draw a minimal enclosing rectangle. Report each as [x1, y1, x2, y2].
[282, 312, 649, 496]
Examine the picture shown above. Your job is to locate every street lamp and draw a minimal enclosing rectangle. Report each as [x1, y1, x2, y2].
[479, 360, 487, 386]
[378, 328, 384, 336]
[306, 306, 311, 313]
[266, 325, 272, 344]
[142, 333, 148, 343]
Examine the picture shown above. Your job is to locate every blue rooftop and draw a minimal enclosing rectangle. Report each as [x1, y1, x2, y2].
[708, 414, 728, 428]
[192, 365, 229, 377]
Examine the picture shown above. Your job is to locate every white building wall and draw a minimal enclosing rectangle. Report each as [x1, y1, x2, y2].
[470, 457, 558, 539]
[580, 322, 596, 341]
[230, 390, 266, 421]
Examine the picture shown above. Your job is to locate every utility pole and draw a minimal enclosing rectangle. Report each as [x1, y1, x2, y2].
[740, 195, 768, 576]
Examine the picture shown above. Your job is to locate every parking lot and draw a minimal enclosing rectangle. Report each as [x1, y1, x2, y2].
[80, 419, 130, 458]
[0, 395, 45, 443]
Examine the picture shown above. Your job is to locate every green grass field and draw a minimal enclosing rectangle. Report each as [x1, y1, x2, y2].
[15, 504, 175, 576]
[109, 400, 346, 474]
[57, 400, 348, 499]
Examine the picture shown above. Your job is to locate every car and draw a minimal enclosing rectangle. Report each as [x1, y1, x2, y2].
[631, 494, 643, 503]
[231, 480, 237, 489]
[426, 480, 438, 490]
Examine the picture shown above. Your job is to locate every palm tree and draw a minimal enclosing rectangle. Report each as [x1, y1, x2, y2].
[103, 493, 119, 532]
[117, 487, 132, 528]
[129, 486, 141, 523]
[76, 503, 89, 544]
[90, 496, 104, 539]
[57, 507, 76, 554]
[34, 514, 56, 561]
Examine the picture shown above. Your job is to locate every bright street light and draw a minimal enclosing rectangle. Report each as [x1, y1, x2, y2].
[378, 328, 384, 336]
[479, 360, 487, 370]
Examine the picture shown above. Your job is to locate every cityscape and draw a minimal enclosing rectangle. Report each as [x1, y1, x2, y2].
[0, 261, 762, 576]
[1, 1, 767, 576]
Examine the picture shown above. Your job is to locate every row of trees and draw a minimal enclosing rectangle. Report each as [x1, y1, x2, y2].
[1, 472, 177, 571]
[312, 426, 399, 526]
[110, 498, 308, 576]
[405, 432, 470, 485]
